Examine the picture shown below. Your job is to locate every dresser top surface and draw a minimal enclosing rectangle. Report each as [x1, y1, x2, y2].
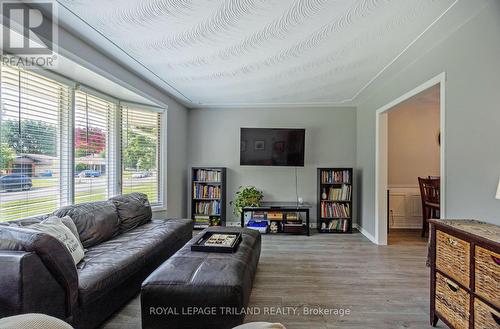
[430, 219, 500, 245]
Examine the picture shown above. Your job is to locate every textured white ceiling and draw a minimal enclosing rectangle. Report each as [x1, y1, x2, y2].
[57, 0, 456, 108]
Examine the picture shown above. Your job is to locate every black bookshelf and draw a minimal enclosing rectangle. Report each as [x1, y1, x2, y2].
[317, 168, 353, 233]
[191, 167, 227, 229]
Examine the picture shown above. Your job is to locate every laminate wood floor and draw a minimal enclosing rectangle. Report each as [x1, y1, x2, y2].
[102, 229, 447, 329]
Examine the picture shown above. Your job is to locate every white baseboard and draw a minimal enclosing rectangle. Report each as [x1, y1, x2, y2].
[353, 224, 377, 244]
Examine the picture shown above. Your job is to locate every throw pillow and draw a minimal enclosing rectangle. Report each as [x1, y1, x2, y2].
[45, 215, 84, 251]
[29, 217, 85, 265]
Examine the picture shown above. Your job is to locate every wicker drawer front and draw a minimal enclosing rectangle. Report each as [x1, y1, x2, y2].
[435, 273, 470, 329]
[436, 230, 470, 286]
[475, 246, 500, 308]
[474, 298, 500, 329]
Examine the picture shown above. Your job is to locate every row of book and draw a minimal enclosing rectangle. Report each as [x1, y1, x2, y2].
[321, 170, 350, 184]
[193, 184, 221, 199]
[193, 215, 220, 228]
[320, 202, 350, 218]
[320, 219, 350, 232]
[322, 185, 351, 201]
[194, 169, 221, 182]
[194, 201, 221, 215]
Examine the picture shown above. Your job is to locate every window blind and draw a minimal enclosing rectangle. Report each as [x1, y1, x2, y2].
[121, 105, 162, 205]
[74, 90, 117, 203]
[0, 64, 71, 221]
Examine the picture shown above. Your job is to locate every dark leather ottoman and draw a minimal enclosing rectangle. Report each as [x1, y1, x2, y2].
[141, 227, 261, 329]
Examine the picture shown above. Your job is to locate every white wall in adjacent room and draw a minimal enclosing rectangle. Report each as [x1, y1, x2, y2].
[188, 107, 356, 224]
[388, 87, 440, 187]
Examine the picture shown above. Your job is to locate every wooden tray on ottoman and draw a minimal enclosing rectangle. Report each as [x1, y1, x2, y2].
[191, 231, 242, 253]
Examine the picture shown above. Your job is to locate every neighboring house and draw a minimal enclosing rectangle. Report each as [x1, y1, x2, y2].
[11, 154, 56, 177]
[74, 155, 106, 175]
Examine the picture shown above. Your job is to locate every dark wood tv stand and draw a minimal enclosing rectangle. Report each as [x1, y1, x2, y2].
[240, 202, 311, 236]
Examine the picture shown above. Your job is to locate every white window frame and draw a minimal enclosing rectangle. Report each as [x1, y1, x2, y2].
[156, 110, 167, 211]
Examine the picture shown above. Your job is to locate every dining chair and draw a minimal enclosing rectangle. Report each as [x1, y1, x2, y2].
[418, 177, 440, 237]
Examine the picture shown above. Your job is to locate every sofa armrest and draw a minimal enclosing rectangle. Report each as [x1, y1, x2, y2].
[0, 251, 67, 319]
[0, 227, 78, 318]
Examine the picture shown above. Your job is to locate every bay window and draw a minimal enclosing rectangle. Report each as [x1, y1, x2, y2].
[0, 63, 165, 222]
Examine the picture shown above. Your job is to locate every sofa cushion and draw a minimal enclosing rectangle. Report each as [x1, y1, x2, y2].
[52, 201, 119, 248]
[0, 215, 47, 227]
[109, 193, 152, 233]
[30, 217, 85, 265]
[76, 218, 192, 306]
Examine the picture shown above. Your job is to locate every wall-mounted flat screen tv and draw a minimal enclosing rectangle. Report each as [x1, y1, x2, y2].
[240, 128, 305, 166]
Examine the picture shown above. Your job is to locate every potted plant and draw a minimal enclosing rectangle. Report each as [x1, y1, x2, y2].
[230, 186, 264, 217]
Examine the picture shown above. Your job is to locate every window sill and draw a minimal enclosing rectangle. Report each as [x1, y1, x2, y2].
[152, 205, 167, 212]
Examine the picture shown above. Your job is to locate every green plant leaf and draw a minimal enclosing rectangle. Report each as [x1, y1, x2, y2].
[231, 186, 264, 217]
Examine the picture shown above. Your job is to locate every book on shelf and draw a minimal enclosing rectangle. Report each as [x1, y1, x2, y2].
[267, 211, 283, 220]
[320, 202, 350, 218]
[321, 185, 351, 201]
[321, 169, 350, 184]
[283, 224, 304, 234]
[283, 222, 303, 227]
[191, 167, 226, 227]
[194, 200, 221, 215]
[285, 212, 299, 220]
[193, 215, 220, 227]
[193, 184, 221, 199]
[194, 169, 221, 182]
[320, 219, 350, 232]
[251, 211, 267, 220]
[247, 219, 268, 233]
[193, 215, 210, 228]
[317, 168, 353, 234]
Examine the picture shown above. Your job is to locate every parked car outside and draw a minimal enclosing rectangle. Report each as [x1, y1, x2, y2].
[40, 170, 53, 177]
[75, 170, 102, 178]
[132, 171, 152, 178]
[85, 170, 101, 177]
[0, 174, 33, 191]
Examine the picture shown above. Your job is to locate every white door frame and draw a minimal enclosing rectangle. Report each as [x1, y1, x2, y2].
[375, 73, 446, 245]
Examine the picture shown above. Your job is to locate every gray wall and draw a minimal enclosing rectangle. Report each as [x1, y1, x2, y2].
[188, 107, 356, 225]
[53, 23, 189, 218]
[356, 0, 500, 235]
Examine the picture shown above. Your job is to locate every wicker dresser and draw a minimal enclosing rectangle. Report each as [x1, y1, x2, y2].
[430, 219, 500, 328]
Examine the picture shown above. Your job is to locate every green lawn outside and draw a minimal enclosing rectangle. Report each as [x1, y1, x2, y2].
[75, 189, 107, 204]
[0, 181, 159, 222]
[123, 181, 158, 202]
[32, 178, 58, 189]
[0, 196, 58, 222]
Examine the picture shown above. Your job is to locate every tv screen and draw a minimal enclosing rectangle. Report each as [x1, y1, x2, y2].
[240, 128, 305, 166]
